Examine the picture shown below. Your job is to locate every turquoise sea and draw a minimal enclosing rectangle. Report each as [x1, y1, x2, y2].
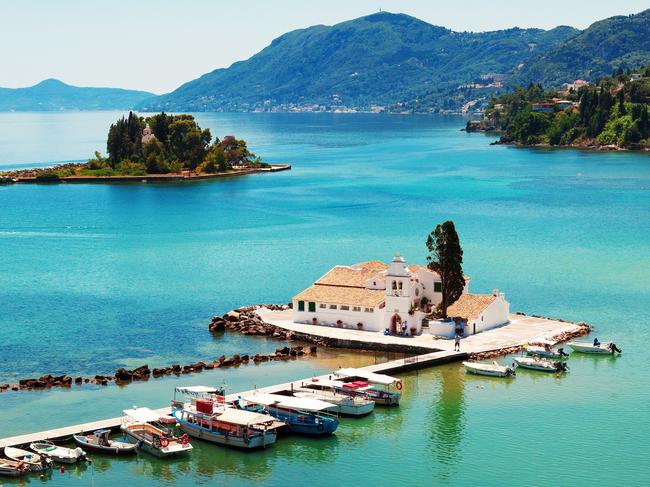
[0, 112, 648, 486]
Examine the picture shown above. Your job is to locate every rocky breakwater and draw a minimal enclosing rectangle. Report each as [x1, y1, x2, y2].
[209, 304, 328, 348]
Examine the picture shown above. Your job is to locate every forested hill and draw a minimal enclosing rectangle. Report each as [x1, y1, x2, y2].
[514, 9, 650, 87]
[137, 12, 579, 113]
[470, 66, 650, 150]
[0, 79, 154, 111]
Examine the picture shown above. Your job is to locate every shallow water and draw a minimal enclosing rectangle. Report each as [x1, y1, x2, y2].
[0, 112, 648, 485]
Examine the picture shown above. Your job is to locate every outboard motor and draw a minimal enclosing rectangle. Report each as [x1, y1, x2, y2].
[554, 361, 569, 372]
[609, 343, 622, 354]
[558, 347, 569, 357]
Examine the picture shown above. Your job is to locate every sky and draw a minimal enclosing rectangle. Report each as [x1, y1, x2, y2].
[0, 0, 647, 94]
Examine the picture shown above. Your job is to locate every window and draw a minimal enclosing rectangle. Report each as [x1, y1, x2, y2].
[353, 306, 361, 312]
[308, 302, 316, 312]
[319, 303, 326, 309]
[298, 301, 305, 311]
[330, 304, 337, 309]
[434, 282, 442, 293]
[341, 305, 350, 311]
[365, 308, 374, 313]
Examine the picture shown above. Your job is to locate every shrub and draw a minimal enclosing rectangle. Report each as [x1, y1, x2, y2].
[35, 172, 60, 182]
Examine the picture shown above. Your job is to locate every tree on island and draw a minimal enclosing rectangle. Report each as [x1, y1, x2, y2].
[426, 220, 465, 319]
[86, 112, 264, 176]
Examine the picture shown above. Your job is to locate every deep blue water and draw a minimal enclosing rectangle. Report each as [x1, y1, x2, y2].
[0, 112, 649, 485]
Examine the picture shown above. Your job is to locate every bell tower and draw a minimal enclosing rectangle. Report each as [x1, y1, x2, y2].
[384, 254, 413, 333]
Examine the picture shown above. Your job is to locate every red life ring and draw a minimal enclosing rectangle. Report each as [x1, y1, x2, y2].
[395, 381, 403, 391]
[181, 434, 190, 445]
[159, 437, 170, 448]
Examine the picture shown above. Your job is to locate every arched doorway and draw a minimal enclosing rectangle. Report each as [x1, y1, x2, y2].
[391, 314, 402, 334]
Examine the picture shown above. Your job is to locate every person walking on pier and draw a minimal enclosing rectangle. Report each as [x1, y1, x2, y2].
[454, 333, 461, 351]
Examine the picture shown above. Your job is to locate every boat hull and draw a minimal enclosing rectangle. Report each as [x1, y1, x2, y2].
[463, 362, 514, 378]
[177, 421, 277, 448]
[73, 435, 138, 455]
[513, 358, 561, 372]
[121, 428, 192, 457]
[568, 342, 616, 354]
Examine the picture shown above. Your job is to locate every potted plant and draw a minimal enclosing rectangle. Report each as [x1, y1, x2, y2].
[336, 320, 343, 328]
[356, 322, 363, 330]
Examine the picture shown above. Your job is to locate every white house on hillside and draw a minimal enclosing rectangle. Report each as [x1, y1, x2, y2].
[292, 254, 508, 336]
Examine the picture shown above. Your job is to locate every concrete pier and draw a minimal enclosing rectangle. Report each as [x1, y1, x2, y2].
[0, 349, 464, 449]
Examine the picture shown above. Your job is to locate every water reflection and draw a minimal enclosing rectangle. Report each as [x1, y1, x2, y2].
[429, 365, 466, 470]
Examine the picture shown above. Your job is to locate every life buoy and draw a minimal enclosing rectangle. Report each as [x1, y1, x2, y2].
[316, 423, 325, 432]
[180, 434, 190, 445]
[17, 461, 25, 470]
[395, 381, 403, 391]
[159, 437, 170, 448]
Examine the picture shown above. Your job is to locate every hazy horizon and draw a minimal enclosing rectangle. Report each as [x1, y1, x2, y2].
[1, 0, 647, 94]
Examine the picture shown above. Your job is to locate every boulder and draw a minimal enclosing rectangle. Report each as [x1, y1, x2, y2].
[276, 346, 290, 355]
[114, 368, 133, 381]
[132, 365, 151, 379]
[309, 346, 318, 354]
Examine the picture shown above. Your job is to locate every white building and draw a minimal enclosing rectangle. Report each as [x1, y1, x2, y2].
[291, 254, 510, 336]
[428, 290, 510, 337]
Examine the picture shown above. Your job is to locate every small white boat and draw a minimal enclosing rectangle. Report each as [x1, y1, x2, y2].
[568, 341, 621, 355]
[121, 407, 193, 457]
[4, 446, 54, 471]
[463, 361, 515, 377]
[73, 429, 138, 455]
[332, 368, 402, 406]
[30, 440, 86, 464]
[525, 345, 568, 359]
[0, 458, 30, 477]
[294, 380, 375, 416]
[513, 356, 568, 372]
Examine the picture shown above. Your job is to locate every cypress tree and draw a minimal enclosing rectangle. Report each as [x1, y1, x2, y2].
[426, 221, 465, 319]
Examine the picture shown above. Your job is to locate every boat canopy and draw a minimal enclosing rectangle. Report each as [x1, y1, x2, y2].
[304, 378, 348, 389]
[243, 393, 334, 412]
[333, 368, 398, 385]
[122, 407, 161, 423]
[175, 385, 219, 395]
[213, 407, 275, 426]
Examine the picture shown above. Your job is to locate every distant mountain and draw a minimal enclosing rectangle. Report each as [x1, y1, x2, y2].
[515, 9, 650, 87]
[138, 12, 579, 112]
[0, 79, 155, 111]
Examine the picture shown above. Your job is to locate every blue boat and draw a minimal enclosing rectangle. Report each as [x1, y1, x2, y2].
[238, 393, 339, 435]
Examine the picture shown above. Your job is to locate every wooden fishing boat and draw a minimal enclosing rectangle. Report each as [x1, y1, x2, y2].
[172, 386, 284, 448]
[332, 368, 402, 406]
[4, 446, 53, 471]
[121, 407, 193, 457]
[293, 383, 375, 416]
[0, 458, 30, 477]
[463, 361, 515, 377]
[239, 393, 339, 435]
[568, 341, 622, 355]
[30, 440, 86, 464]
[73, 429, 138, 455]
[513, 356, 568, 372]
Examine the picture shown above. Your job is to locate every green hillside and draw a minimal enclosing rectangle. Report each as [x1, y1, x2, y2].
[138, 12, 579, 112]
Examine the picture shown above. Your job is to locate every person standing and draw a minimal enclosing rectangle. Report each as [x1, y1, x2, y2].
[454, 333, 461, 351]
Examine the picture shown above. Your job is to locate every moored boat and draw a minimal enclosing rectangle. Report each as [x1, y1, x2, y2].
[463, 361, 515, 377]
[121, 407, 193, 457]
[73, 429, 138, 455]
[239, 393, 339, 435]
[525, 344, 568, 359]
[4, 446, 53, 471]
[30, 440, 86, 464]
[568, 341, 622, 355]
[294, 382, 375, 416]
[0, 458, 30, 477]
[513, 356, 568, 372]
[172, 386, 283, 448]
[332, 368, 402, 406]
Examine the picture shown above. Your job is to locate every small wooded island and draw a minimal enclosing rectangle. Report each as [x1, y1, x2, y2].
[1, 112, 290, 183]
[467, 65, 650, 151]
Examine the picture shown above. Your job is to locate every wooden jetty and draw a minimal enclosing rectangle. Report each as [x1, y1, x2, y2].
[0, 349, 464, 449]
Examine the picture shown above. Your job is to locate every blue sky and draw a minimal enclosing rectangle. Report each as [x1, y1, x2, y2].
[0, 0, 646, 94]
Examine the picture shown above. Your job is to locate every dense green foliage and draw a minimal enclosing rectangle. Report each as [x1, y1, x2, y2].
[484, 66, 650, 148]
[515, 9, 650, 88]
[87, 112, 260, 175]
[138, 12, 578, 112]
[0, 79, 153, 111]
[426, 221, 464, 319]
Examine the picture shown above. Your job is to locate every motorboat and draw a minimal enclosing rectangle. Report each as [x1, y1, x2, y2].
[3, 446, 53, 471]
[73, 429, 138, 455]
[332, 368, 402, 406]
[172, 386, 284, 448]
[463, 361, 515, 377]
[294, 381, 375, 416]
[0, 458, 30, 477]
[239, 392, 339, 436]
[568, 341, 622, 355]
[513, 356, 568, 372]
[30, 440, 86, 463]
[525, 344, 568, 359]
[121, 407, 193, 457]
